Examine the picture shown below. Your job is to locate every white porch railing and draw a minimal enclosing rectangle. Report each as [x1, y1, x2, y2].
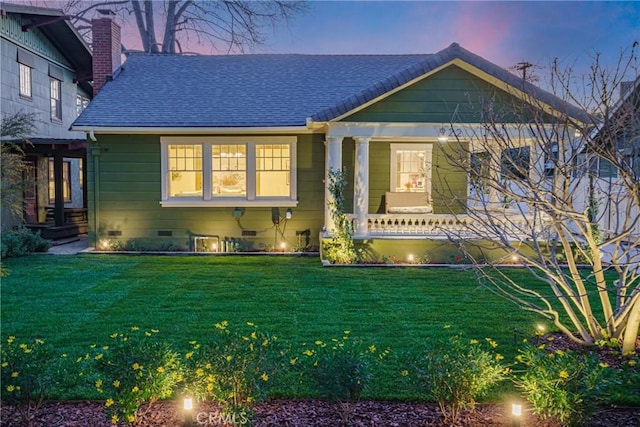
[346, 211, 545, 240]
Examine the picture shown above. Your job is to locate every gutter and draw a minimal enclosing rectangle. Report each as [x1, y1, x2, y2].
[70, 125, 319, 135]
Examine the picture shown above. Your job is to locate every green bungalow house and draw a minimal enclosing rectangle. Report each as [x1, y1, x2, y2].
[72, 20, 587, 260]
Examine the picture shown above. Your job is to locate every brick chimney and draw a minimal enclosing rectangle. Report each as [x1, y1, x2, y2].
[92, 18, 121, 95]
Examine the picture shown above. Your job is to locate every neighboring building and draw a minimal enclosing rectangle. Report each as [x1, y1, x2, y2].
[0, 2, 92, 238]
[73, 19, 589, 260]
[575, 77, 640, 241]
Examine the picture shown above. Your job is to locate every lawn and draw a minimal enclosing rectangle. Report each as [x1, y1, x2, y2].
[2, 254, 553, 400]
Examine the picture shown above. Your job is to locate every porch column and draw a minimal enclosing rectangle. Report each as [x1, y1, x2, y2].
[53, 151, 65, 226]
[354, 137, 370, 236]
[324, 136, 343, 233]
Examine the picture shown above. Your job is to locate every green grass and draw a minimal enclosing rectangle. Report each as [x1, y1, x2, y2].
[0, 254, 563, 400]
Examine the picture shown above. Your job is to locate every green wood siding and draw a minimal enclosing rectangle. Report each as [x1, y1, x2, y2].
[87, 133, 325, 250]
[343, 65, 522, 124]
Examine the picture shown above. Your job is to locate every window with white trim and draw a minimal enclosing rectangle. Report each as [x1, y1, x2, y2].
[390, 143, 433, 195]
[50, 77, 62, 121]
[19, 63, 32, 98]
[161, 136, 297, 207]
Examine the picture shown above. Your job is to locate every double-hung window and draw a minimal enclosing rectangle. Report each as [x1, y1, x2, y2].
[17, 49, 33, 99]
[19, 63, 32, 98]
[390, 143, 433, 196]
[50, 77, 62, 121]
[161, 136, 297, 207]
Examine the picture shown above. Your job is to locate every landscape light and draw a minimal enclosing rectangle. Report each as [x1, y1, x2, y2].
[184, 397, 193, 411]
[407, 254, 415, 263]
[511, 403, 522, 427]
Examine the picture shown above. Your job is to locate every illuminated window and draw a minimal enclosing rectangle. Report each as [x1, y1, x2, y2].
[161, 137, 297, 206]
[256, 144, 290, 197]
[390, 143, 433, 194]
[168, 145, 203, 197]
[50, 78, 62, 121]
[19, 63, 32, 98]
[212, 145, 246, 197]
[48, 158, 71, 203]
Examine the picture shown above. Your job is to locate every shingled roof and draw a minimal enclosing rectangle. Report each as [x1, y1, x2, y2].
[72, 43, 587, 129]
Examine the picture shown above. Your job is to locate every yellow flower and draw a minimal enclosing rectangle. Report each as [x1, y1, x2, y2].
[470, 339, 479, 345]
[90, 344, 97, 348]
[249, 331, 257, 340]
[131, 326, 140, 331]
[35, 339, 44, 344]
[205, 363, 212, 369]
[145, 331, 152, 337]
[315, 340, 323, 346]
[196, 368, 204, 376]
[206, 374, 214, 382]
[127, 415, 135, 423]
[247, 322, 255, 327]
[132, 363, 142, 370]
[110, 333, 118, 338]
[6, 385, 15, 392]
[105, 398, 114, 407]
[151, 329, 159, 333]
[343, 330, 350, 335]
[262, 339, 269, 347]
[290, 357, 298, 366]
[495, 354, 504, 361]
[7, 336, 15, 344]
[627, 360, 637, 366]
[555, 349, 564, 355]
[502, 367, 513, 375]
[215, 321, 228, 330]
[95, 379, 103, 388]
[95, 353, 104, 360]
[559, 370, 569, 379]
[260, 373, 269, 382]
[207, 383, 214, 391]
[485, 338, 498, 348]
[1, 362, 7, 368]
[113, 380, 120, 388]
[132, 386, 139, 392]
[189, 341, 197, 345]
[368, 345, 377, 353]
[443, 324, 451, 329]
[185, 352, 194, 360]
[226, 355, 233, 362]
[111, 414, 119, 425]
[303, 349, 314, 357]
[401, 370, 409, 377]
[599, 362, 609, 368]
[11, 371, 18, 378]
[157, 366, 165, 373]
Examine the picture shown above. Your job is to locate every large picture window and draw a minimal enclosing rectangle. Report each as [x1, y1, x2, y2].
[390, 143, 433, 195]
[161, 136, 297, 207]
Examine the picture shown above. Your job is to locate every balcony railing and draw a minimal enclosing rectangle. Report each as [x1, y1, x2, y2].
[347, 210, 546, 240]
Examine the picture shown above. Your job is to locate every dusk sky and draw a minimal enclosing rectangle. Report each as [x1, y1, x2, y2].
[258, 1, 640, 78]
[20, 0, 640, 81]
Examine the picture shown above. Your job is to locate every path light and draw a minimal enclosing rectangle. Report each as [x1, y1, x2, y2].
[99, 239, 111, 250]
[407, 254, 415, 263]
[183, 397, 193, 427]
[511, 402, 522, 427]
[536, 323, 546, 336]
[280, 241, 286, 252]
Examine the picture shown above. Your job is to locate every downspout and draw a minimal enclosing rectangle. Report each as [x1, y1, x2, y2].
[88, 131, 100, 248]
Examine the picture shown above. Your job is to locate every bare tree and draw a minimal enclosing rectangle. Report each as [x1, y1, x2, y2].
[440, 47, 639, 354]
[1, 112, 36, 219]
[64, 0, 307, 54]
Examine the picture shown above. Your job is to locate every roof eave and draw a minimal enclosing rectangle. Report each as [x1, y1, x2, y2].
[70, 125, 321, 135]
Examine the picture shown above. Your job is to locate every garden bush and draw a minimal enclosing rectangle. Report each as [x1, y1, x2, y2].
[1, 336, 54, 425]
[88, 327, 183, 425]
[300, 331, 387, 424]
[514, 345, 617, 426]
[0, 227, 50, 258]
[406, 333, 506, 424]
[182, 321, 283, 423]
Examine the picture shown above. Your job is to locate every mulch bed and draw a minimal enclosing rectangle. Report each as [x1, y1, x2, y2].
[2, 399, 640, 427]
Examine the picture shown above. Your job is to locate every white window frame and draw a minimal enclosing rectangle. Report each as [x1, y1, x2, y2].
[19, 63, 32, 98]
[389, 143, 433, 198]
[50, 77, 62, 121]
[160, 136, 298, 207]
